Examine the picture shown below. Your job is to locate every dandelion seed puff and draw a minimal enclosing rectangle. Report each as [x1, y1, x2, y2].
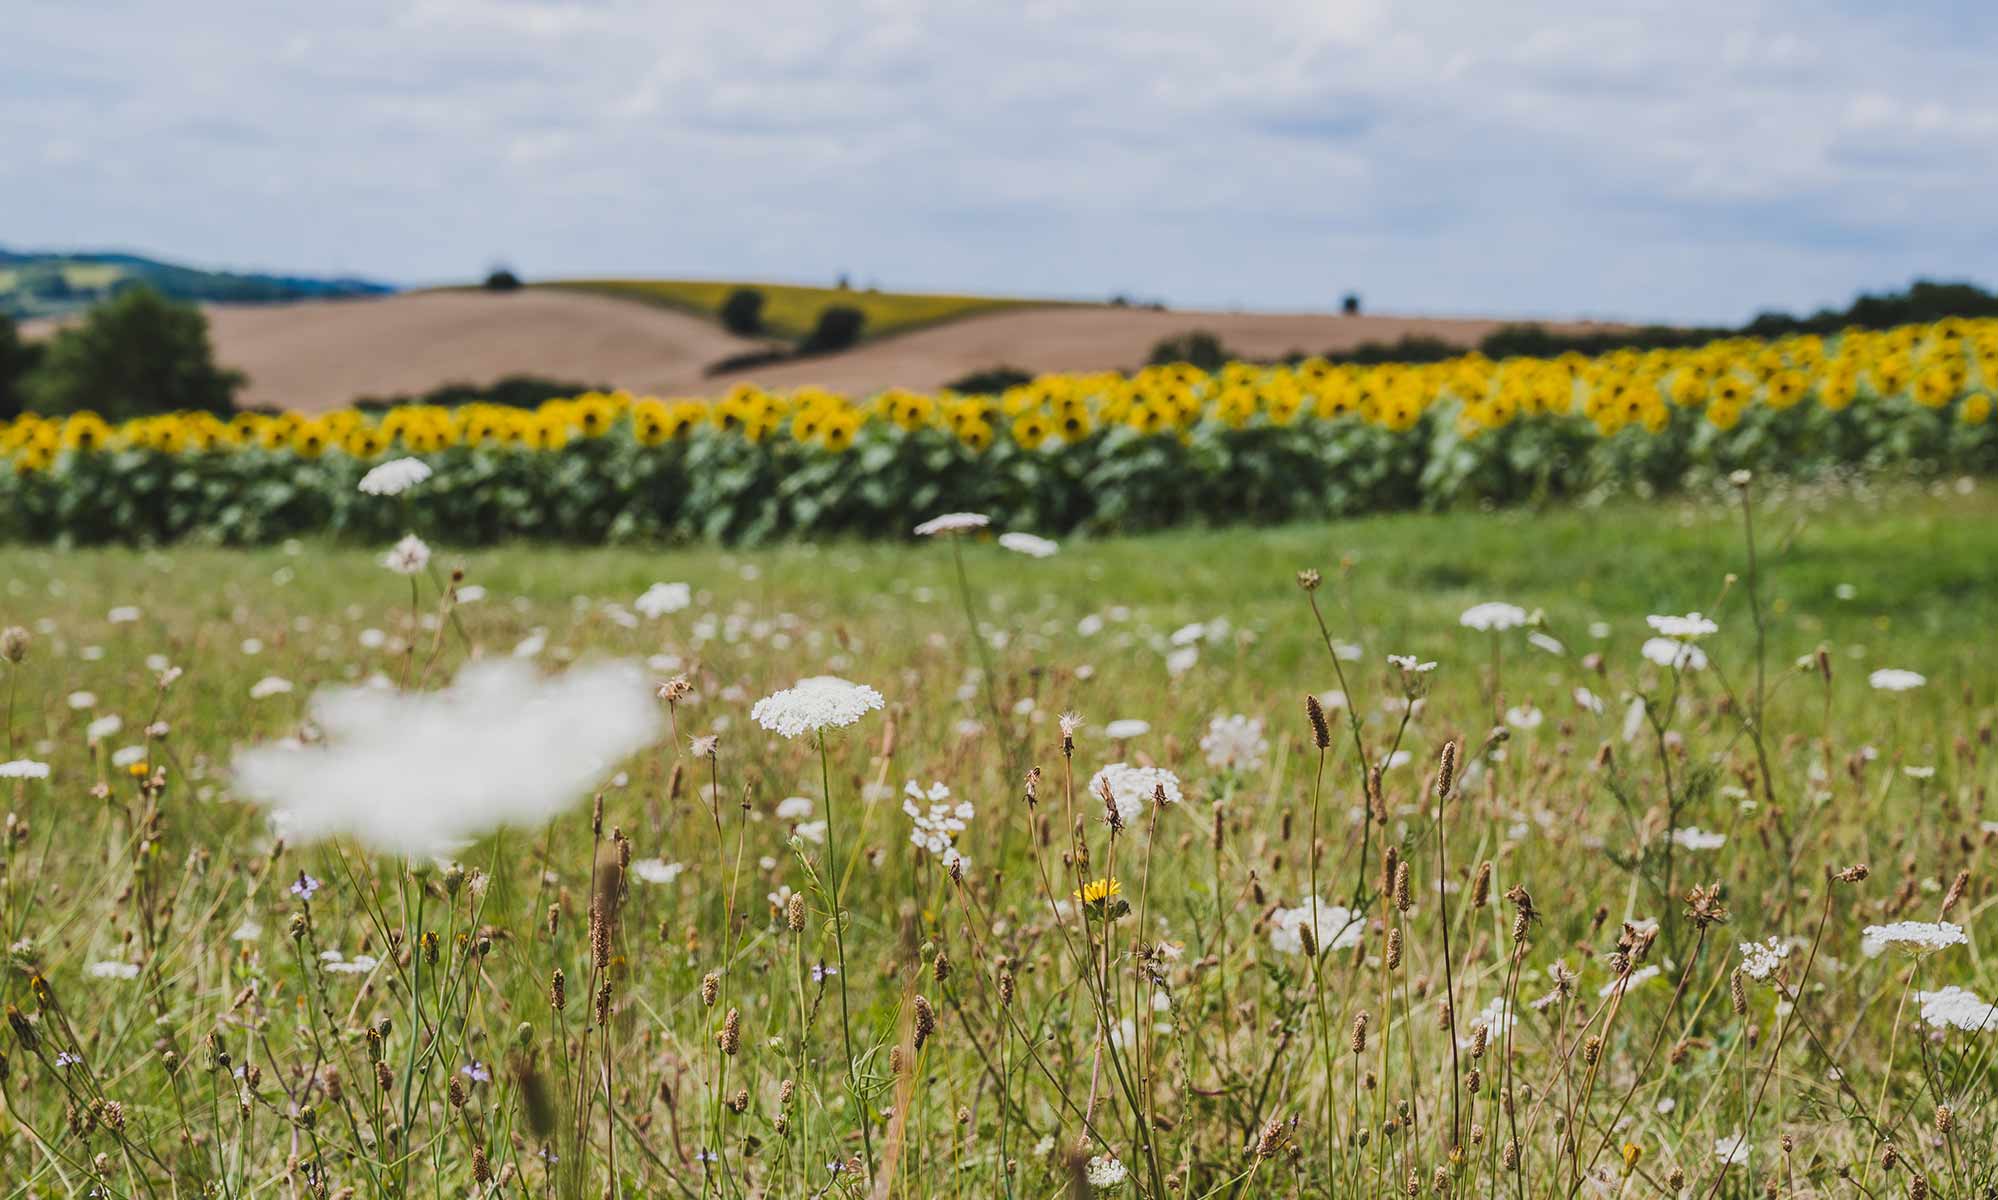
[1917, 986, 1998, 1032]
[1646, 612, 1718, 640]
[1861, 921, 1967, 958]
[998, 531, 1058, 558]
[1868, 668, 1926, 691]
[1103, 719, 1150, 740]
[1670, 826, 1725, 851]
[631, 859, 686, 885]
[0, 760, 50, 780]
[1641, 638, 1707, 670]
[1088, 762, 1182, 824]
[1459, 602, 1527, 632]
[913, 512, 990, 536]
[382, 534, 431, 576]
[357, 458, 433, 497]
[249, 676, 294, 700]
[87, 961, 140, 980]
[635, 582, 692, 619]
[1200, 714, 1269, 772]
[231, 659, 662, 857]
[750, 677, 884, 739]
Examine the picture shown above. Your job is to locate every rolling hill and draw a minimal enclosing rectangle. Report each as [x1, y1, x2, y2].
[0, 246, 392, 321]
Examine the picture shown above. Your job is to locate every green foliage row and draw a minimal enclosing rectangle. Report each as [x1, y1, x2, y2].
[3, 395, 1991, 547]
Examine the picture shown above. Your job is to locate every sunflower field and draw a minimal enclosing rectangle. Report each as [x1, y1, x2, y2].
[2, 319, 1995, 545]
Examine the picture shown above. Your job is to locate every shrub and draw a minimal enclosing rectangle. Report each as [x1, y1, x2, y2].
[483, 267, 522, 292]
[720, 288, 766, 336]
[355, 375, 605, 412]
[1147, 331, 1231, 370]
[26, 286, 242, 420]
[0, 315, 40, 421]
[1326, 334, 1459, 365]
[801, 306, 866, 355]
[1341, 293, 1362, 315]
[945, 366, 1035, 395]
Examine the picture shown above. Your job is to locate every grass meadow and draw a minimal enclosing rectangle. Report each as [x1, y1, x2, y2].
[1, 475, 1995, 1198]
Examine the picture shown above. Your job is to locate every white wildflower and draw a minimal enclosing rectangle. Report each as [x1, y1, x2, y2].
[1917, 986, 1998, 1032]
[0, 760, 50, 780]
[635, 582, 692, 619]
[249, 676, 294, 700]
[1103, 719, 1150, 739]
[1269, 900, 1363, 955]
[1200, 714, 1269, 772]
[1459, 602, 1527, 632]
[997, 531, 1058, 558]
[903, 780, 974, 857]
[382, 534, 431, 575]
[1868, 668, 1925, 691]
[913, 512, 990, 536]
[1738, 937, 1791, 981]
[1647, 612, 1718, 640]
[87, 961, 140, 980]
[1641, 638, 1707, 671]
[750, 677, 885, 739]
[357, 458, 433, 496]
[1861, 921, 1968, 958]
[631, 859, 686, 885]
[1088, 762, 1183, 825]
[1670, 826, 1726, 851]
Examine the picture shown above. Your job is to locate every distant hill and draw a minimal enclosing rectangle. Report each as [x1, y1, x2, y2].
[0, 246, 394, 320]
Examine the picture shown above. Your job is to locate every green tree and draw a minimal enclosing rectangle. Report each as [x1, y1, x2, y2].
[27, 286, 243, 420]
[1, 314, 42, 420]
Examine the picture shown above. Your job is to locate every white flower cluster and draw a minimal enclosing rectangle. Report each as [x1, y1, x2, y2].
[903, 780, 974, 867]
[1737, 937, 1791, 981]
[750, 677, 885, 739]
[1268, 900, 1363, 956]
[1641, 638, 1707, 671]
[1459, 602, 1528, 632]
[1868, 668, 1926, 692]
[0, 760, 51, 780]
[382, 534, 431, 575]
[1087, 762, 1183, 825]
[635, 582, 692, 618]
[1199, 714, 1268, 772]
[357, 457, 433, 497]
[1917, 986, 1998, 1032]
[1646, 612, 1718, 640]
[1670, 826, 1726, 851]
[1861, 920, 1968, 958]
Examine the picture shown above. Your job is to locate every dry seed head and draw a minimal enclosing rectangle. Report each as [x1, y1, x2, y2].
[549, 969, 566, 1013]
[472, 1146, 492, 1184]
[718, 1008, 740, 1055]
[1394, 862, 1412, 912]
[932, 950, 951, 983]
[1436, 740, 1458, 798]
[448, 1075, 468, 1109]
[701, 971, 719, 1008]
[1472, 861, 1492, 909]
[1385, 927, 1402, 971]
[913, 995, 937, 1051]
[1296, 568, 1322, 591]
[1942, 869, 1970, 918]
[1350, 1011, 1370, 1054]
[1025, 765, 1042, 806]
[1834, 863, 1871, 884]
[1256, 1116, 1287, 1160]
[1305, 694, 1331, 750]
[1730, 970, 1748, 1015]
[1299, 922, 1319, 960]
[1935, 1104, 1954, 1134]
[0, 626, 28, 664]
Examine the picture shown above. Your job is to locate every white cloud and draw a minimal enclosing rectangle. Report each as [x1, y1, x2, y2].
[1, 1, 1988, 323]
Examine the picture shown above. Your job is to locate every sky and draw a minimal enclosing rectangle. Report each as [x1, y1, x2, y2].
[5, 0, 1996, 324]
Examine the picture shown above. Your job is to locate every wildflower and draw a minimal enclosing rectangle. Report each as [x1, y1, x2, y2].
[460, 1061, 492, 1084]
[290, 874, 322, 902]
[357, 458, 433, 496]
[1527, 631, 1565, 655]
[1103, 718, 1150, 739]
[811, 961, 838, 983]
[249, 676, 294, 700]
[1199, 714, 1269, 772]
[1640, 638, 1707, 671]
[87, 962, 140, 980]
[1670, 827, 1726, 851]
[998, 531, 1058, 558]
[1868, 668, 1926, 691]
[1387, 654, 1437, 673]
[1573, 687, 1606, 715]
[1646, 612, 1718, 640]
[630, 859, 685, 885]
[1084, 1155, 1129, 1191]
[1269, 900, 1363, 955]
[913, 512, 990, 536]
[1087, 762, 1182, 825]
[1073, 877, 1122, 905]
[1600, 965, 1661, 997]
[1862, 921, 1968, 958]
[107, 605, 142, 624]
[382, 534, 431, 575]
[1464, 997, 1515, 1044]
[1460, 602, 1528, 632]
[1713, 1132, 1750, 1165]
[54, 1051, 82, 1069]
[232, 659, 661, 857]
[903, 780, 974, 857]
[68, 691, 97, 710]
[750, 677, 885, 739]
[775, 796, 815, 820]
[112, 745, 146, 769]
[635, 582, 692, 619]
[1916, 986, 1998, 1032]
[86, 715, 122, 742]
[1738, 938, 1790, 982]
[1505, 705, 1544, 731]
[0, 760, 50, 780]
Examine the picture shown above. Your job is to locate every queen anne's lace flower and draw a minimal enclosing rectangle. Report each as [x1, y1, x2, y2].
[1088, 762, 1182, 824]
[1868, 668, 1926, 691]
[1917, 986, 1998, 1032]
[87, 961, 140, 980]
[1862, 920, 1968, 958]
[913, 512, 990, 536]
[1200, 714, 1269, 772]
[750, 677, 885, 739]
[631, 859, 685, 885]
[997, 531, 1058, 558]
[1641, 638, 1707, 671]
[1670, 826, 1725, 851]
[1737, 937, 1791, 981]
[1459, 602, 1528, 632]
[903, 780, 974, 859]
[1084, 1155, 1129, 1191]
[1268, 900, 1363, 955]
[358, 457, 433, 497]
[1713, 1133, 1750, 1165]
[0, 760, 50, 780]
[635, 582, 692, 618]
[1103, 718, 1150, 739]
